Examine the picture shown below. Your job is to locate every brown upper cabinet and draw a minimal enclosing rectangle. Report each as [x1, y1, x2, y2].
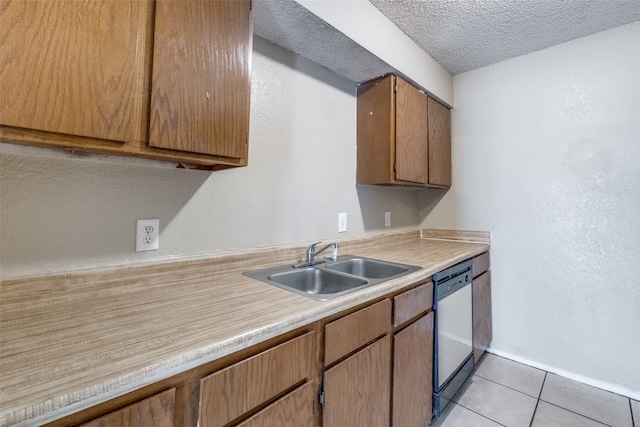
[0, 0, 252, 169]
[357, 74, 451, 188]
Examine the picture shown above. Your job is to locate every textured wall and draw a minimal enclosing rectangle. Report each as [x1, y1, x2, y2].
[420, 22, 640, 398]
[0, 36, 420, 278]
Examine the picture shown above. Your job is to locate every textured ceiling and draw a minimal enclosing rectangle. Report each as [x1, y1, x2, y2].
[253, 0, 396, 83]
[369, 0, 640, 74]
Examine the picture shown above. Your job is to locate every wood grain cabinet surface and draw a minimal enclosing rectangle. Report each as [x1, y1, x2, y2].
[236, 381, 316, 427]
[392, 312, 434, 427]
[0, 0, 148, 143]
[323, 335, 391, 427]
[199, 332, 315, 427]
[356, 74, 451, 188]
[80, 388, 175, 427]
[393, 281, 433, 327]
[0, 0, 252, 169]
[324, 299, 391, 366]
[473, 252, 492, 363]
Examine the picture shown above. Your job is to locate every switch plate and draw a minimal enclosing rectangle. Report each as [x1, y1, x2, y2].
[136, 219, 159, 252]
[338, 212, 347, 233]
[384, 211, 391, 227]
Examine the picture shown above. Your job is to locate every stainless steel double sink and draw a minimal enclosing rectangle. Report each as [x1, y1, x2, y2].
[243, 255, 421, 301]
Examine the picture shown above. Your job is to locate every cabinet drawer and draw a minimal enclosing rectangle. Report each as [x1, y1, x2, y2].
[80, 388, 175, 427]
[236, 381, 316, 427]
[324, 299, 391, 366]
[472, 251, 490, 278]
[199, 332, 315, 427]
[393, 282, 433, 327]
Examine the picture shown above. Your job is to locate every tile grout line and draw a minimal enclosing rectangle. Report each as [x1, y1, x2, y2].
[453, 402, 508, 427]
[535, 372, 614, 427]
[473, 372, 543, 399]
[529, 371, 547, 427]
[538, 401, 614, 427]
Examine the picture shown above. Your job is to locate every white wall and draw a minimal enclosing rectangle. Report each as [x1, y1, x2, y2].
[0, 36, 420, 278]
[420, 22, 640, 398]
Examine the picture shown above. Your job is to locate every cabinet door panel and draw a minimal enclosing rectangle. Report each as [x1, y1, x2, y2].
[150, 0, 251, 158]
[237, 381, 315, 427]
[0, 0, 148, 142]
[356, 75, 395, 184]
[80, 388, 175, 427]
[427, 97, 452, 187]
[395, 77, 429, 185]
[393, 313, 433, 427]
[323, 335, 391, 427]
[473, 271, 492, 362]
[199, 332, 315, 427]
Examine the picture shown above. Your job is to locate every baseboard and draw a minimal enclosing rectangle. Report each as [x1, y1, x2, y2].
[486, 348, 640, 401]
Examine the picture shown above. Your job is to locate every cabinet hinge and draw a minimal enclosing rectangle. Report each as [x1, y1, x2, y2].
[393, 163, 397, 172]
[318, 386, 326, 407]
[394, 84, 397, 93]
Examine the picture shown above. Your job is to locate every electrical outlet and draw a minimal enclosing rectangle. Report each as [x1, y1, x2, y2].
[338, 212, 347, 233]
[136, 219, 159, 252]
[384, 211, 391, 227]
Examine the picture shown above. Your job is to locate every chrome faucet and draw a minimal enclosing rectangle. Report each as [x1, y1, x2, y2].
[306, 241, 339, 263]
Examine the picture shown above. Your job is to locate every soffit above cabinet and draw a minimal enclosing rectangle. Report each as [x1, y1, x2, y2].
[253, 0, 393, 82]
[252, 0, 453, 107]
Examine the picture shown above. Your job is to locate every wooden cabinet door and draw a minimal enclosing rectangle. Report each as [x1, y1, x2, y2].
[473, 270, 492, 363]
[0, 0, 149, 143]
[236, 382, 316, 427]
[395, 77, 429, 185]
[80, 388, 175, 427]
[427, 97, 452, 187]
[150, 0, 252, 159]
[323, 335, 391, 427]
[392, 312, 434, 427]
[356, 75, 395, 185]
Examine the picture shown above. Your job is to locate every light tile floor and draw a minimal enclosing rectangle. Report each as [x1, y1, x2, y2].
[432, 354, 638, 427]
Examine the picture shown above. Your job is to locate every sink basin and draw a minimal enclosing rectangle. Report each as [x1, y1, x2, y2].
[325, 258, 408, 279]
[268, 268, 368, 296]
[243, 255, 421, 301]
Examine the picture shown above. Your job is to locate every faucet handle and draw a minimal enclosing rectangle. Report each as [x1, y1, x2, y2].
[329, 241, 339, 261]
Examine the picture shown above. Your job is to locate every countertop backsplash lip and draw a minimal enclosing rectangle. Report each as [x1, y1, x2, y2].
[0, 228, 489, 427]
[421, 228, 491, 244]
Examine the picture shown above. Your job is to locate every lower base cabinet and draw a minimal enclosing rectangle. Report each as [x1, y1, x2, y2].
[472, 251, 492, 363]
[323, 335, 391, 427]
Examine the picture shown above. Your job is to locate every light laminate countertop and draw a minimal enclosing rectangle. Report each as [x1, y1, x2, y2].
[0, 230, 489, 426]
